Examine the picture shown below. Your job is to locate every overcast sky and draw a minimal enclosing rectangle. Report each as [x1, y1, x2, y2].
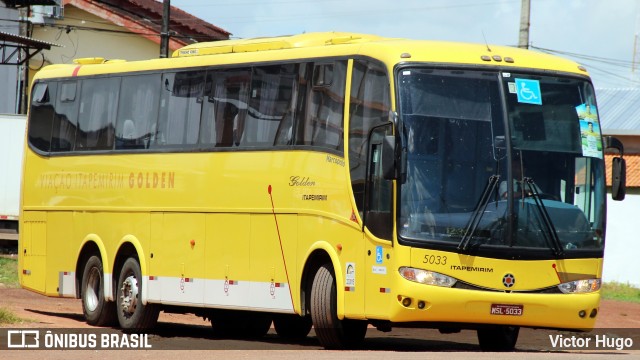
[169, 0, 639, 89]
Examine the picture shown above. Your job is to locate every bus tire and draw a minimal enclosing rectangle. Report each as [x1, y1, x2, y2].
[310, 264, 367, 349]
[273, 314, 312, 339]
[116, 257, 159, 330]
[81, 255, 116, 326]
[477, 325, 519, 351]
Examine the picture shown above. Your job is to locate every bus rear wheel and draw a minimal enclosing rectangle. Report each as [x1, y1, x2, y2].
[116, 257, 159, 330]
[81, 255, 116, 326]
[273, 314, 312, 339]
[477, 325, 519, 351]
[310, 264, 367, 349]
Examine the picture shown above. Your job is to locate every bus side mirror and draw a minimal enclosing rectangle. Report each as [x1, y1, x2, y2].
[611, 157, 626, 201]
[604, 136, 626, 201]
[381, 135, 396, 180]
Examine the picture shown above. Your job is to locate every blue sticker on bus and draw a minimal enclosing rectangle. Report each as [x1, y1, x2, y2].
[515, 78, 542, 105]
[375, 246, 384, 264]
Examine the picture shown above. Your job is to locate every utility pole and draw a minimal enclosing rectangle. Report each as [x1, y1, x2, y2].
[17, 6, 30, 114]
[518, 0, 530, 49]
[160, 0, 170, 58]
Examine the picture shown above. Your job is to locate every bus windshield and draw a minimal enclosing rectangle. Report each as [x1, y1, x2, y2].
[397, 68, 605, 258]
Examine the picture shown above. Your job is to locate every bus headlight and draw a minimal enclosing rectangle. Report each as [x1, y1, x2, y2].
[557, 278, 601, 294]
[399, 267, 457, 287]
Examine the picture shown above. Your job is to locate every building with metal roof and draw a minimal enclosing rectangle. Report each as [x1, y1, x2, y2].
[597, 87, 640, 287]
[0, 0, 230, 113]
[598, 88, 640, 136]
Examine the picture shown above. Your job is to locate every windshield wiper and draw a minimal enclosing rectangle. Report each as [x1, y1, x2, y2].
[458, 175, 500, 251]
[523, 177, 564, 257]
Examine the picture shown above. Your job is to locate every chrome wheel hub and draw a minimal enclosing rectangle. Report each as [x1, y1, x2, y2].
[120, 275, 138, 315]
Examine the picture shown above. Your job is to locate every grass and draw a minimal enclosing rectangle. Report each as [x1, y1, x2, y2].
[0, 307, 21, 325]
[601, 281, 640, 303]
[0, 257, 23, 324]
[0, 257, 19, 288]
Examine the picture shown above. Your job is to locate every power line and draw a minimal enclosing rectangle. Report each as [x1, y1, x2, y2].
[531, 45, 639, 87]
[531, 45, 633, 68]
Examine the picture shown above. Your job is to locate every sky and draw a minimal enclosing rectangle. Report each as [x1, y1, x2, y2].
[168, 0, 639, 89]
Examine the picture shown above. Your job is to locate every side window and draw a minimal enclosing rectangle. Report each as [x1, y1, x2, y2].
[51, 81, 79, 152]
[115, 74, 161, 150]
[298, 61, 347, 151]
[76, 77, 119, 151]
[29, 81, 58, 152]
[200, 69, 250, 147]
[156, 71, 205, 147]
[349, 59, 391, 217]
[241, 64, 297, 147]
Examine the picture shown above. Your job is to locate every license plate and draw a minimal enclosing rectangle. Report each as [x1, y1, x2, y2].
[490, 304, 523, 316]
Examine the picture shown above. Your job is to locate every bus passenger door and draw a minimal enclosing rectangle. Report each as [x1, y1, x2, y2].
[364, 127, 395, 319]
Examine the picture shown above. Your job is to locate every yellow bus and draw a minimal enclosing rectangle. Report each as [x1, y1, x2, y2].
[20, 32, 626, 350]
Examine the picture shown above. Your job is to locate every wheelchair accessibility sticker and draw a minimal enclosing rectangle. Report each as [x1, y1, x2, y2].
[514, 78, 542, 105]
[375, 246, 384, 264]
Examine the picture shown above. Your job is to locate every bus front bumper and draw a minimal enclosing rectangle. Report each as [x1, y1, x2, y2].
[388, 280, 600, 330]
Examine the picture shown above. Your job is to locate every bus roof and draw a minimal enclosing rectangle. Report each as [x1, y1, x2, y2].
[35, 32, 588, 80]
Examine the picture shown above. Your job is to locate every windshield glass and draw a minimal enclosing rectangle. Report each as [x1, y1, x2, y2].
[397, 68, 605, 258]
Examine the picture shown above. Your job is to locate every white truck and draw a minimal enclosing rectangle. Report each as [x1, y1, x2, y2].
[0, 114, 26, 242]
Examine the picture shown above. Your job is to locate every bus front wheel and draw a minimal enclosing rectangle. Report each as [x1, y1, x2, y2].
[116, 257, 159, 330]
[81, 255, 116, 326]
[477, 325, 519, 351]
[310, 264, 367, 349]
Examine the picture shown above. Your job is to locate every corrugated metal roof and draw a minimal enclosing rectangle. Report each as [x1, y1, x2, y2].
[0, 30, 61, 49]
[68, 0, 230, 48]
[596, 88, 640, 135]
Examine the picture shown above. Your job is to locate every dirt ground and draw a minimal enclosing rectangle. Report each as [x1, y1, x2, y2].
[1, 286, 639, 329]
[0, 287, 211, 329]
[1, 287, 639, 359]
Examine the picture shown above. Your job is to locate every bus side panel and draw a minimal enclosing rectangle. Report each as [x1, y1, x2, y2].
[202, 213, 251, 309]
[45, 211, 76, 297]
[363, 236, 397, 320]
[249, 214, 297, 313]
[147, 213, 205, 306]
[20, 211, 47, 294]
